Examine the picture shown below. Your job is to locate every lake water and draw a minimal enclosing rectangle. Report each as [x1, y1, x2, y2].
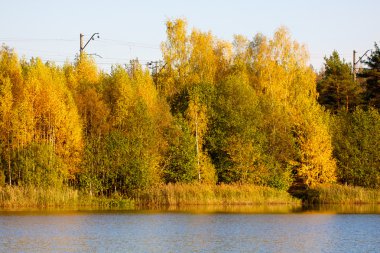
[0, 207, 379, 253]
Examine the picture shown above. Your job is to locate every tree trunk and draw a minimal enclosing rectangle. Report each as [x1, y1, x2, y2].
[195, 114, 200, 182]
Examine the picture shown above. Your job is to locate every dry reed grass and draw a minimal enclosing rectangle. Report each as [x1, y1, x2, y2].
[314, 184, 380, 204]
[136, 183, 300, 207]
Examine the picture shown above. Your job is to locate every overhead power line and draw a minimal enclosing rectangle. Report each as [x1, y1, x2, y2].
[0, 37, 160, 49]
[0, 38, 77, 42]
[97, 38, 160, 49]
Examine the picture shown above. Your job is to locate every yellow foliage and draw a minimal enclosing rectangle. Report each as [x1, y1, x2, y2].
[295, 105, 337, 186]
[185, 93, 217, 183]
[186, 98, 208, 145]
[108, 65, 134, 129]
[0, 77, 13, 132]
[75, 53, 99, 88]
[226, 135, 262, 183]
[0, 22, 341, 194]
[248, 27, 336, 186]
[251, 27, 316, 106]
[214, 40, 233, 82]
[76, 88, 110, 136]
[161, 18, 233, 95]
[189, 29, 217, 84]
[133, 67, 159, 116]
[161, 18, 190, 95]
[0, 47, 23, 98]
[22, 58, 83, 176]
[199, 153, 216, 184]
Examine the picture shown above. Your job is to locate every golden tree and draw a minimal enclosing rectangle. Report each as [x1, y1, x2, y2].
[250, 27, 336, 186]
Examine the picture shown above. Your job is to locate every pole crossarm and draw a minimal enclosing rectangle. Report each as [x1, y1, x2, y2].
[353, 49, 372, 81]
[355, 50, 372, 65]
[80, 33, 100, 53]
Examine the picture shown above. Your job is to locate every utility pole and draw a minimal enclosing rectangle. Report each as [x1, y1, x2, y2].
[147, 60, 160, 74]
[195, 113, 200, 182]
[80, 33, 84, 55]
[128, 58, 139, 76]
[79, 33, 100, 57]
[353, 50, 356, 81]
[147, 60, 165, 90]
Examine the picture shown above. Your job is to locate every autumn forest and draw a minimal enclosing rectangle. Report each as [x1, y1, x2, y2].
[0, 19, 379, 204]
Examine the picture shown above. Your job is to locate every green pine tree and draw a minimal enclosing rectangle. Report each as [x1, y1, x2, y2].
[359, 43, 380, 109]
[317, 51, 361, 112]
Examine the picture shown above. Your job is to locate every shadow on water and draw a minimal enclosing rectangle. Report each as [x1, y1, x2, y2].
[300, 203, 380, 214]
[288, 184, 380, 214]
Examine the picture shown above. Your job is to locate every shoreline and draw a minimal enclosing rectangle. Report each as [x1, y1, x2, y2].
[0, 183, 379, 210]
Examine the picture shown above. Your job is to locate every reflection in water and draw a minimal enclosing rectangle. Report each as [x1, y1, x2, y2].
[143, 203, 380, 214]
[1, 203, 379, 214]
[307, 203, 380, 214]
[0, 207, 379, 253]
[160, 204, 301, 214]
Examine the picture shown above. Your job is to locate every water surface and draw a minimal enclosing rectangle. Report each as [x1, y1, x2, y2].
[0, 207, 379, 253]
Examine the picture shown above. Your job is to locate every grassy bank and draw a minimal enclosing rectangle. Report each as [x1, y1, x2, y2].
[313, 184, 380, 204]
[3, 183, 378, 209]
[0, 185, 134, 209]
[0, 184, 299, 209]
[136, 183, 301, 207]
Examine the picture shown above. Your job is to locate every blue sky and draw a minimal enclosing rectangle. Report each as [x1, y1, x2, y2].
[1, 0, 379, 72]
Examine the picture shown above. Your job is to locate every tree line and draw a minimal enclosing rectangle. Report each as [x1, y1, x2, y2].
[317, 45, 380, 188]
[0, 19, 379, 197]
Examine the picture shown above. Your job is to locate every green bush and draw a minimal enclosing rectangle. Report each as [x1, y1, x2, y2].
[332, 108, 380, 188]
[12, 143, 66, 188]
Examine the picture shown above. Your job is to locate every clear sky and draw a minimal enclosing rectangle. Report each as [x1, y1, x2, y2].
[1, 0, 379, 72]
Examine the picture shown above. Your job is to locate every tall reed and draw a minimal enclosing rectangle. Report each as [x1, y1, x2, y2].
[0, 185, 134, 209]
[0, 185, 79, 208]
[136, 183, 300, 207]
[314, 184, 380, 204]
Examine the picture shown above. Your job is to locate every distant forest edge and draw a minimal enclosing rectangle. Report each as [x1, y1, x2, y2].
[0, 19, 379, 204]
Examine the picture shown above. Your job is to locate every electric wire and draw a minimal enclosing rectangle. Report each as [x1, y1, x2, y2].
[0, 36, 372, 71]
